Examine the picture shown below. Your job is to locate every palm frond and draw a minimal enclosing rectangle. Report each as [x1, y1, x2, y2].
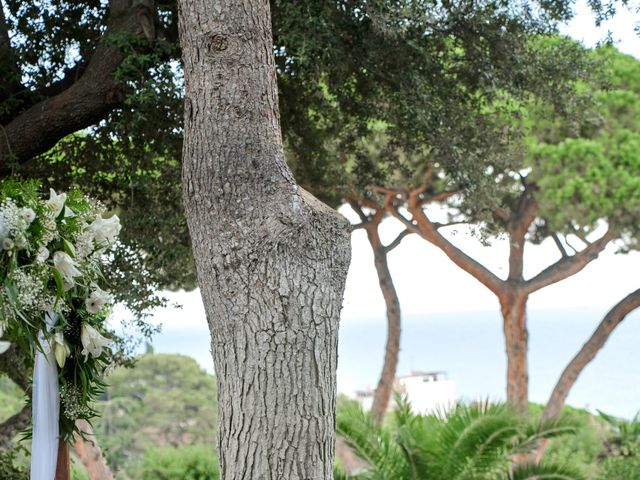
[337, 401, 410, 480]
[439, 403, 519, 479]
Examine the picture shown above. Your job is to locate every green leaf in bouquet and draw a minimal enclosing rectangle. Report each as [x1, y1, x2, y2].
[51, 267, 65, 301]
[62, 238, 76, 258]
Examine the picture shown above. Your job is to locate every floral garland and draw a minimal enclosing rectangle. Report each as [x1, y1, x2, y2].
[0, 181, 120, 439]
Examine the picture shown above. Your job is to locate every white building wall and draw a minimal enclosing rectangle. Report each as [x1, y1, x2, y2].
[396, 375, 456, 414]
[355, 372, 456, 415]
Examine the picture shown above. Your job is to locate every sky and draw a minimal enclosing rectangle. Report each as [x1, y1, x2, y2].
[114, 1, 640, 402]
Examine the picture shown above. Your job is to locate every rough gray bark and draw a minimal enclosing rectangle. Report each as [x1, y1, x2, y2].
[177, 1, 351, 479]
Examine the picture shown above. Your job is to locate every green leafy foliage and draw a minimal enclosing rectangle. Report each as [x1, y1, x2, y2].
[337, 396, 583, 480]
[92, 353, 217, 475]
[598, 410, 640, 457]
[0, 376, 24, 420]
[136, 445, 219, 480]
[2, 0, 604, 301]
[598, 456, 640, 480]
[0, 448, 26, 480]
[527, 47, 640, 246]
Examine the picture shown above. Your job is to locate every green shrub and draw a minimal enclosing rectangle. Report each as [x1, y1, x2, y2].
[0, 449, 27, 480]
[598, 456, 640, 480]
[137, 445, 219, 480]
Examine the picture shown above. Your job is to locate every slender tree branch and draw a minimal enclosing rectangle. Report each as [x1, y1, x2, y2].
[494, 207, 510, 222]
[344, 194, 380, 212]
[387, 203, 421, 235]
[574, 232, 592, 246]
[347, 199, 370, 224]
[398, 195, 504, 295]
[383, 229, 411, 253]
[0, 0, 158, 170]
[428, 191, 457, 203]
[550, 232, 569, 258]
[563, 235, 580, 254]
[541, 288, 640, 423]
[507, 191, 538, 281]
[524, 229, 614, 294]
[432, 220, 466, 230]
[422, 166, 434, 187]
[371, 186, 401, 196]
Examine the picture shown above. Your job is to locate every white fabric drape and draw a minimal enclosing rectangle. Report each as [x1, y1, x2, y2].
[30, 311, 60, 480]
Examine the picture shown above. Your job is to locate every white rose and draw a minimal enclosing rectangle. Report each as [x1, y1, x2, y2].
[52, 332, 71, 368]
[80, 324, 112, 360]
[2, 238, 14, 250]
[21, 207, 36, 225]
[85, 287, 112, 314]
[53, 251, 82, 287]
[36, 246, 50, 263]
[89, 215, 121, 245]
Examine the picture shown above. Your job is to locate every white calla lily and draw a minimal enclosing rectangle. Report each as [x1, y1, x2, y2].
[81, 324, 112, 360]
[0, 341, 9, 354]
[53, 251, 81, 288]
[52, 332, 71, 368]
[47, 189, 67, 217]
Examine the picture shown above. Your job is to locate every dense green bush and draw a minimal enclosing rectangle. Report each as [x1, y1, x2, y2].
[0, 449, 26, 480]
[598, 456, 640, 480]
[0, 377, 24, 422]
[93, 353, 217, 474]
[137, 445, 219, 480]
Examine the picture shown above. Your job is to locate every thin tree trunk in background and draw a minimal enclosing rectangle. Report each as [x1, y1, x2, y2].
[74, 420, 114, 480]
[541, 288, 640, 423]
[177, 1, 351, 478]
[500, 292, 529, 413]
[367, 226, 402, 426]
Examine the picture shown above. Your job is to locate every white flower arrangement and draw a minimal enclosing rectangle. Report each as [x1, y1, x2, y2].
[0, 180, 121, 439]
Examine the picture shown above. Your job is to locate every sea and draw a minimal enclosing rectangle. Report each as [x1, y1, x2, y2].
[150, 308, 640, 419]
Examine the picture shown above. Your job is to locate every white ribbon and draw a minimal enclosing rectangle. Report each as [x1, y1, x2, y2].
[30, 311, 60, 480]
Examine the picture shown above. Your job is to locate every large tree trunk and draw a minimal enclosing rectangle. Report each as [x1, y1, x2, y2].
[366, 226, 401, 426]
[541, 288, 640, 423]
[177, 1, 351, 479]
[500, 292, 529, 413]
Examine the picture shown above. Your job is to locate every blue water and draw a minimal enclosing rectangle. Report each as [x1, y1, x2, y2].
[151, 308, 640, 419]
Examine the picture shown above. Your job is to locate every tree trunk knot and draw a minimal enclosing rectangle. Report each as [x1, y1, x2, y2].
[207, 34, 229, 54]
